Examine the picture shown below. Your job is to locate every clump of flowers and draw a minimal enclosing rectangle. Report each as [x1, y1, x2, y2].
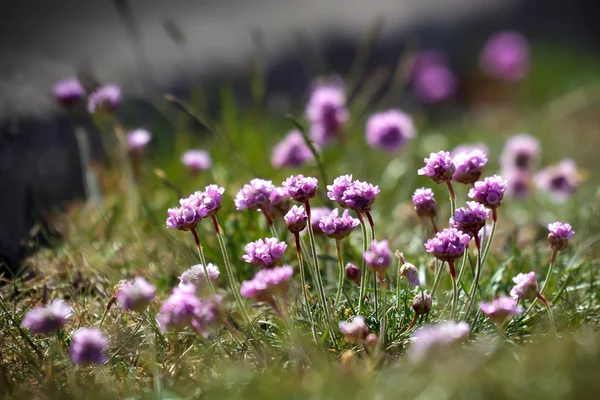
[504, 169, 532, 199]
[510, 272, 540, 301]
[469, 175, 508, 213]
[114, 277, 156, 311]
[548, 222, 575, 252]
[235, 178, 275, 211]
[319, 209, 359, 240]
[53, 77, 85, 107]
[327, 175, 380, 213]
[21, 300, 71, 335]
[284, 205, 308, 234]
[365, 109, 416, 153]
[339, 315, 370, 343]
[243, 238, 287, 268]
[412, 188, 437, 232]
[166, 197, 205, 231]
[87, 84, 121, 113]
[535, 159, 580, 203]
[480, 296, 523, 326]
[310, 207, 332, 234]
[181, 150, 211, 173]
[179, 264, 220, 287]
[409, 321, 469, 362]
[271, 130, 314, 168]
[425, 228, 470, 266]
[480, 31, 530, 82]
[449, 201, 490, 239]
[70, 328, 108, 365]
[418, 151, 455, 184]
[156, 284, 204, 333]
[282, 175, 319, 204]
[452, 149, 488, 185]
[240, 266, 294, 312]
[305, 78, 349, 146]
[364, 240, 392, 281]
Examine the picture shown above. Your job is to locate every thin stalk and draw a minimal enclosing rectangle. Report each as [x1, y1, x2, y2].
[522, 248, 559, 318]
[294, 233, 317, 343]
[446, 181, 456, 218]
[303, 201, 330, 320]
[373, 271, 379, 318]
[377, 279, 388, 354]
[357, 212, 369, 313]
[449, 261, 458, 320]
[366, 211, 376, 241]
[428, 215, 439, 234]
[463, 236, 483, 319]
[334, 239, 345, 306]
[395, 257, 402, 307]
[544, 298, 558, 339]
[98, 296, 116, 328]
[430, 260, 445, 297]
[191, 227, 216, 295]
[455, 251, 470, 292]
[480, 209, 498, 267]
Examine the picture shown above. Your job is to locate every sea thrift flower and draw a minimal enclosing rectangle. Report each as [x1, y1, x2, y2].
[319, 209, 359, 240]
[181, 150, 211, 172]
[468, 175, 508, 210]
[243, 238, 287, 268]
[179, 264, 220, 287]
[412, 293, 432, 316]
[327, 177, 380, 213]
[452, 149, 488, 185]
[418, 151, 455, 184]
[510, 272, 539, 301]
[500, 134, 540, 172]
[305, 79, 349, 146]
[365, 109, 416, 153]
[345, 263, 361, 286]
[450, 143, 489, 159]
[53, 77, 85, 107]
[412, 187, 437, 219]
[399, 259, 420, 287]
[272, 130, 314, 168]
[504, 169, 532, 199]
[166, 197, 206, 231]
[284, 205, 308, 234]
[268, 187, 291, 219]
[425, 228, 471, 263]
[114, 277, 156, 311]
[234, 179, 275, 211]
[240, 265, 294, 302]
[156, 284, 203, 332]
[327, 175, 354, 205]
[87, 84, 121, 113]
[282, 175, 318, 203]
[339, 315, 370, 343]
[480, 296, 523, 326]
[413, 63, 457, 104]
[535, 159, 580, 203]
[548, 222, 575, 251]
[410, 321, 470, 362]
[449, 201, 490, 238]
[310, 207, 332, 234]
[364, 240, 392, 274]
[200, 185, 225, 217]
[480, 31, 530, 82]
[70, 328, 108, 365]
[126, 129, 152, 151]
[21, 300, 71, 335]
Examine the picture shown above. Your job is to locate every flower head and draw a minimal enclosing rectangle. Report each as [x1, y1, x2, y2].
[199, 185, 225, 217]
[468, 175, 508, 209]
[282, 175, 319, 203]
[450, 143, 489, 159]
[235, 179, 275, 211]
[193, 295, 225, 335]
[503, 169, 532, 200]
[126, 129, 152, 151]
[114, 277, 155, 311]
[272, 130, 314, 168]
[412, 293, 432, 316]
[327, 175, 353, 204]
[87, 84, 121, 113]
[339, 315, 370, 343]
[345, 263, 361, 286]
[53, 77, 85, 107]
[240, 265, 294, 302]
[179, 264, 220, 287]
[267, 187, 291, 219]
[284, 205, 308, 234]
[410, 321, 469, 362]
[412, 187, 437, 218]
[310, 207, 332, 234]
[306, 79, 349, 146]
[243, 238, 287, 268]
[181, 150, 211, 172]
[156, 284, 203, 332]
[70, 328, 108, 365]
[535, 159, 580, 203]
[327, 176, 380, 212]
[449, 201, 490, 238]
[500, 134, 540, 172]
[399, 255, 420, 287]
[319, 209, 359, 240]
[364, 240, 392, 273]
[413, 63, 457, 104]
[425, 228, 471, 262]
[21, 300, 71, 335]
[548, 222, 575, 251]
[479, 296, 523, 326]
[510, 272, 539, 301]
[418, 151, 455, 183]
[480, 31, 530, 82]
[166, 197, 207, 231]
[452, 149, 488, 185]
[365, 109, 416, 153]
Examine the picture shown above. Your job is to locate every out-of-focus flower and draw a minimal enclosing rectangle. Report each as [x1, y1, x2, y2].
[198, 185, 225, 217]
[410, 321, 469, 362]
[500, 134, 540, 172]
[235, 179, 275, 211]
[319, 209, 359, 240]
[480, 31, 530, 82]
[412, 292, 432, 315]
[425, 228, 470, 263]
[479, 296, 523, 326]
[310, 207, 332, 234]
[364, 240, 392, 273]
[240, 265, 294, 302]
[243, 238, 287, 268]
[503, 169, 532, 199]
[87, 84, 121, 113]
[413, 63, 458, 104]
[345, 263, 361, 286]
[339, 315, 370, 343]
[452, 149, 488, 185]
[449, 201, 490, 238]
[365, 109, 416, 153]
[399, 254, 420, 286]
[156, 284, 203, 332]
[70, 328, 108, 365]
[412, 188, 437, 218]
[126, 129, 152, 151]
[510, 272, 539, 301]
[418, 151, 455, 184]
[272, 130, 314, 168]
[21, 300, 71, 335]
[284, 205, 308, 234]
[468, 175, 508, 210]
[179, 264, 220, 287]
[450, 143, 489, 159]
[548, 222, 575, 251]
[181, 150, 211, 172]
[305, 78, 349, 146]
[268, 187, 291, 219]
[535, 159, 580, 203]
[114, 277, 155, 311]
[53, 77, 85, 107]
[282, 175, 319, 203]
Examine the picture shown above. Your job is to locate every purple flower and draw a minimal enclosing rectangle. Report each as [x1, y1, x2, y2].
[413, 63, 457, 104]
[234, 179, 275, 211]
[114, 277, 156, 311]
[305, 79, 349, 146]
[126, 129, 152, 151]
[480, 31, 530, 82]
[200, 185, 225, 217]
[479, 296, 523, 326]
[156, 284, 203, 332]
[468, 175, 508, 209]
[21, 300, 71, 335]
[364, 240, 392, 273]
[193, 295, 225, 335]
[449, 201, 490, 238]
[181, 150, 211, 172]
[243, 238, 288, 268]
[240, 265, 294, 302]
[53, 77, 85, 107]
[412, 188, 437, 218]
[535, 159, 580, 203]
[345, 263, 361, 286]
[548, 222, 575, 251]
[425, 228, 471, 263]
[282, 175, 319, 203]
[412, 292, 432, 315]
[272, 130, 314, 168]
[179, 264, 220, 287]
[267, 187, 291, 219]
[310, 207, 332, 234]
[450, 143, 489, 159]
[166, 197, 207, 231]
[399, 257, 420, 287]
[319, 209, 360, 240]
[339, 315, 370, 343]
[327, 176, 380, 212]
[503, 169, 532, 200]
[452, 149, 488, 185]
[510, 272, 539, 301]
[418, 151, 455, 184]
[365, 109, 416, 153]
[410, 50, 448, 77]
[284, 205, 308, 234]
[500, 134, 540, 172]
[87, 84, 121, 114]
[410, 321, 469, 362]
[70, 328, 108, 365]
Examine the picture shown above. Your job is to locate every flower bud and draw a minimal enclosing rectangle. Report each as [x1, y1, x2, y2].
[412, 292, 432, 316]
[345, 263, 361, 286]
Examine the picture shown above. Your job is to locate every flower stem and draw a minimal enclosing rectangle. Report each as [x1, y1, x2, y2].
[366, 211, 376, 241]
[463, 237, 482, 320]
[357, 212, 369, 314]
[480, 209, 498, 268]
[522, 249, 559, 319]
[191, 227, 216, 295]
[304, 201, 330, 321]
[378, 279, 388, 353]
[430, 260, 445, 297]
[446, 181, 456, 218]
[428, 215, 439, 234]
[294, 233, 317, 344]
[449, 261, 458, 320]
[334, 239, 345, 306]
[98, 296, 116, 328]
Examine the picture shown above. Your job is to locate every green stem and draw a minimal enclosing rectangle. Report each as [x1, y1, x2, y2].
[449, 261, 458, 320]
[430, 261, 445, 297]
[295, 233, 317, 344]
[191, 227, 216, 295]
[446, 181, 456, 219]
[334, 240, 345, 306]
[480, 209, 498, 267]
[522, 249, 558, 318]
[98, 296, 116, 328]
[378, 278, 388, 354]
[463, 237, 483, 320]
[304, 201, 330, 320]
[357, 212, 369, 314]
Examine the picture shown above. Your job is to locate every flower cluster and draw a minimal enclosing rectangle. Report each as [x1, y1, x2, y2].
[425, 228, 471, 263]
[268, 187, 292, 219]
[365, 109, 416, 153]
[535, 159, 580, 203]
[364, 240, 392, 273]
[243, 238, 287, 268]
[327, 175, 380, 213]
[469, 175, 507, 210]
[510, 272, 539, 301]
[235, 179, 275, 211]
[452, 149, 488, 184]
[412, 187, 437, 218]
[480, 31, 530, 82]
[398, 254, 420, 287]
[318, 209, 359, 240]
[114, 277, 156, 311]
[179, 264, 220, 288]
[21, 300, 71, 335]
[418, 151, 455, 184]
[310, 207, 332, 234]
[126, 129, 152, 151]
[282, 175, 319, 203]
[449, 201, 490, 238]
[70, 328, 108, 365]
[53, 77, 85, 107]
[87, 84, 121, 113]
[240, 265, 294, 303]
[305, 78, 349, 146]
[284, 205, 308, 234]
[410, 50, 457, 104]
[480, 296, 523, 326]
[166, 185, 225, 230]
[409, 321, 469, 361]
[548, 222, 575, 251]
[272, 130, 314, 169]
[339, 315, 370, 343]
[181, 150, 212, 172]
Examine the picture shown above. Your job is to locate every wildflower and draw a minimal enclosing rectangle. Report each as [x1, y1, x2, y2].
[282, 174, 319, 203]
[194, 295, 225, 335]
[410, 321, 469, 362]
[284, 205, 308, 234]
[365, 109, 416, 153]
[479, 296, 523, 326]
[234, 179, 275, 211]
[510, 272, 539, 301]
[271, 130, 314, 168]
[412, 292, 432, 316]
[327, 176, 380, 213]
[126, 129, 152, 151]
[339, 315, 370, 343]
[535, 159, 580, 203]
[468, 175, 508, 210]
[409, 51, 457, 104]
[200, 185, 225, 217]
[327, 175, 354, 204]
[450, 143, 489, 159]
[179, 264, 220, 287]
[319, 209, 359, 240]
[166, 197, 206, 231]
[425, 228, 471, 263]
[87, 84, 121, 113]
[504, 169, 532, 199]
[114, 277, 156, 311]
[53, 77, 85, 107]
[480, 31, 530, 82]
[310, 207, 332, 234]
[345, 263, 362, 286]
[156, 284, 203, 332]
[364, 240, 392, 275]
[181, 150, 211, 172]
[305, 78, 349, 146]
[500, 134, 540, 172]
[418, 151, 455, 184]
[70, 328, 108, 365]
[240, 265, 294, 303]
[449, 201, 490, 238]
[398, 253, 420, 286]
[21, 300, 71, 335]
[268, 187, 291, 219]
[412, 187, 437, 218]
[452, 149, 488, 185]
[243, 238, 287, 268]
[548, 222, 575, 251]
